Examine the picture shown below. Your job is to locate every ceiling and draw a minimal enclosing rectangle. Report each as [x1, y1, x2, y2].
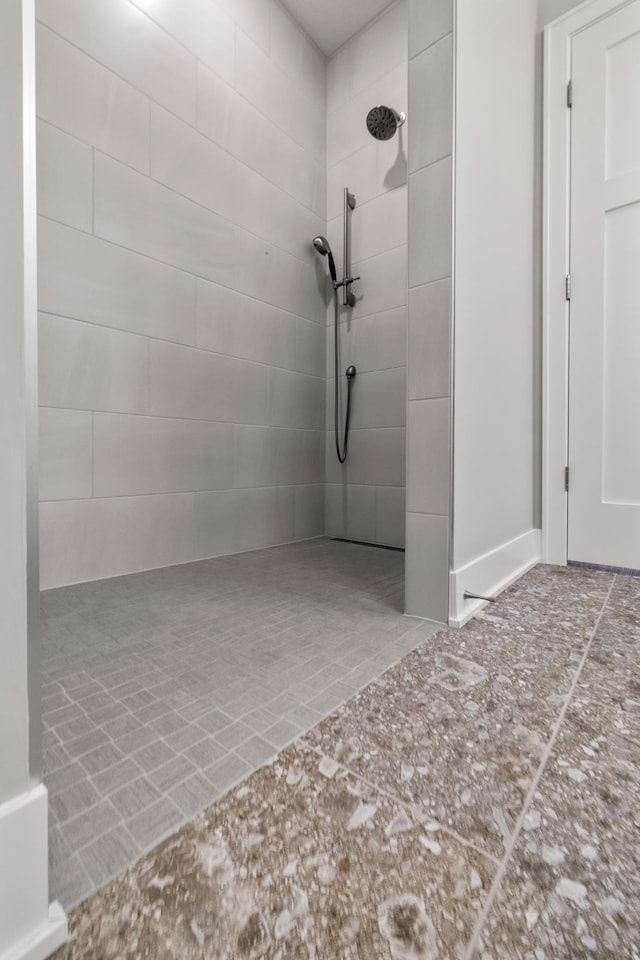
[279, 0, 396, 56]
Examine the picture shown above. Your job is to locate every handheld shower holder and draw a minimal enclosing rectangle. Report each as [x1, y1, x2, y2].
[333, 275, 360, 289]
[334, 275, 360, 307]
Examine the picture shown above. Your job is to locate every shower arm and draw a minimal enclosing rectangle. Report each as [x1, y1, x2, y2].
[343, 187, 357, 307]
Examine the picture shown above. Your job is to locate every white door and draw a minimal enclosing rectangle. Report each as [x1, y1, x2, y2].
[568, 0, 640, 569]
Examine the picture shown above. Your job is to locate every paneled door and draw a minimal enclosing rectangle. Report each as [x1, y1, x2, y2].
[568, 0, 640, 568]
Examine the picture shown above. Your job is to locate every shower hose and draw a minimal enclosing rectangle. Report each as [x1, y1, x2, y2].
[333, 289, 354, 464]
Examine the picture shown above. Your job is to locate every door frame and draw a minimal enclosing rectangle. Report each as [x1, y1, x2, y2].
[542, 0, 637, 564]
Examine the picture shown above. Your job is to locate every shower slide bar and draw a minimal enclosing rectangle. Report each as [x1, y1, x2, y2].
[342, 187, 357, 307]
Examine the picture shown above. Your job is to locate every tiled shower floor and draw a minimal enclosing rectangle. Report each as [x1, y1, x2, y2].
[52, 561, 640, 958]
[42, 538, 430, 909]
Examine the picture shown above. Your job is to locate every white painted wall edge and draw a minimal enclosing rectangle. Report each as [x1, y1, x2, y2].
[449, 528, 541, 627]
[0, 785, 67, 960]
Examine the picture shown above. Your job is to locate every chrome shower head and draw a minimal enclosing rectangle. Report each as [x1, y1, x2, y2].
[366, 104, 406, 141]
[312, 235, 337, 284]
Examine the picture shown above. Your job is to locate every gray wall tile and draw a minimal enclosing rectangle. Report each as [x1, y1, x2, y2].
[38, 219, 197, 345]
[405, 512, 450, 621]
[36, 24, 150, 171]
[37, 0, 197, 124]
[408, 280, 451, 400]
[93, 414, 235, 497]
[38, 315, 149, 415]
[39, 408, 93, 502]
[409, 35, 453, 173]
[409, 0, 453, 58]
[36, 121, 93, 232]
[375, 486, 406, 548]
[407, 399, 451, 516]
[408, 157, 452, 287]
[149, 340, 268, 425]
[406, 0, 454, 622]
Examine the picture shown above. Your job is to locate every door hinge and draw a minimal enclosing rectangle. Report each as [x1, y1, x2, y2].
[567, 80, 573, 108]
[564, 466, 570, 492]
[565, 274, 572, 300]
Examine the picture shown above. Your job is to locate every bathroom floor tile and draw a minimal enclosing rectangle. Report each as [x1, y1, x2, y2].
[474, 695, 640, 958]
[54, 743, 496, 960]
[302, 565, 612, 859]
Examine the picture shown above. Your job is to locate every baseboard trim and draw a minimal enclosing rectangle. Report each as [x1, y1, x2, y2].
[1, 904, 67, 960]
[0, 785, 67, 960]
[449, 529, 541, 627]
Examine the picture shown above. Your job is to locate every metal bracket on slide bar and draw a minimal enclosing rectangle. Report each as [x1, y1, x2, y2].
[463, 591, 497, 603]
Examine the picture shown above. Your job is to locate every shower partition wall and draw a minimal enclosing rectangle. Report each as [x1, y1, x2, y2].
[324, 0, 409, 549]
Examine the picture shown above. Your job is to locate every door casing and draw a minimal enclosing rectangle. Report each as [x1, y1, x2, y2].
[542, 0, 638, 564]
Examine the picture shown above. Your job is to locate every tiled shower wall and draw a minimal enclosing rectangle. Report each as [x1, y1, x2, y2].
[405, 0, 454, 621]
[36, 0, 327, 589]
[324, 2, 408, 549]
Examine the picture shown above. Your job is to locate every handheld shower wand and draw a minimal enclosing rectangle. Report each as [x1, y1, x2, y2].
[312, 236, 337, 285]
[312, 236, 357, 464]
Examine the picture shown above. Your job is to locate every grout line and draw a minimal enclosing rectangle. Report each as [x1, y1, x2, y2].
[36, 21, 325, 204]
[36, 223, 324, 330]
[461, 574, 618, 959]
[37, 215, 324, 328]
[303, 741, 501, 866]
[39, 482, 323, 506]
[96, 147, 323, 272]
[91, 146, 95, 235]
[38, 306, 326, 378]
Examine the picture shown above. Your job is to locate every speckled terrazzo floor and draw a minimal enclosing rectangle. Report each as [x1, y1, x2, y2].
[53, 564, 640, 960]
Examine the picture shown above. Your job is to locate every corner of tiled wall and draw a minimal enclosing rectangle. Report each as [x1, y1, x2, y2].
[405, 0, 454, 622]
[324, 0, 408, 550]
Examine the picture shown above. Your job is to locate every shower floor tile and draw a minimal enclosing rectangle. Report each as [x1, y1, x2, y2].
[43, 538, 423, 910]
[50, 560, 640, 960]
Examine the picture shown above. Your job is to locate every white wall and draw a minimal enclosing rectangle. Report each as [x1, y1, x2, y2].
[36, 0, 327, 588]
[538, 0, 586, 26]
[453, 0, 537, 569]
[324, 1, 408, 548]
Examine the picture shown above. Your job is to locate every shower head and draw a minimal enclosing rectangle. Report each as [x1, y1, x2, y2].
[312, 236, 331, 257]
[312, 235, 337, 284]
[366, 104, 406, 141]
